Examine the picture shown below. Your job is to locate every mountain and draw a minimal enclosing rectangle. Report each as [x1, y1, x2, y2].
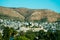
[0, 6, 25, 21]
[0, 6, 60, 22]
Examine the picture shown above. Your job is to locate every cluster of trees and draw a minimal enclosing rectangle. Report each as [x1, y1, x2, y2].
[14, 30, 60, 40]
[0, 26, 17, 40]
[0, 26, 60, 40]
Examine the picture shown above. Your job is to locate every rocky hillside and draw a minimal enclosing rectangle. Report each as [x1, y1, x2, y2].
[0, 7, 25, 21]
[0, 6, 60, 22]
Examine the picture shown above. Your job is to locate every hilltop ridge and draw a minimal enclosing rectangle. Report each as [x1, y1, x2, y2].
[0, 6, 60, 22]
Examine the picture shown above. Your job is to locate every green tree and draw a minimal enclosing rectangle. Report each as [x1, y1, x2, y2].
[38, 30, 45, 39]
[2, 27, 17, 40]
[46, 29, 57, 40]
[56, 30, 60, 40]
[25, 30, 36, 40]
[3, 27, 10, 40]
[14, 36, 30, 40]
[0, 33, 2, 40]
[10, 28, 17, 36]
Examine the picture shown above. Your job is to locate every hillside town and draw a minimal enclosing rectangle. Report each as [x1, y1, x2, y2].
[0, 18, 59, 34]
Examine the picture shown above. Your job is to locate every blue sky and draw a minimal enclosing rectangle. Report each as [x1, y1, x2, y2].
[0, 0, 60, 13]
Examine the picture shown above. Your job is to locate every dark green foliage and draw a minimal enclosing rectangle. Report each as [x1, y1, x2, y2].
[40, 17, 48, 22]
[0, 25, 5, 30]
[25, 31, 36, 40]
[14, 36, 30, 40]
[0, 33, 2, 40]
[3, 27, 10, 40]
[56, 30, 60, 40]
[38, 30, 45, 39]
[33, 20, 39, 22]
[2, 26, 17, 40]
